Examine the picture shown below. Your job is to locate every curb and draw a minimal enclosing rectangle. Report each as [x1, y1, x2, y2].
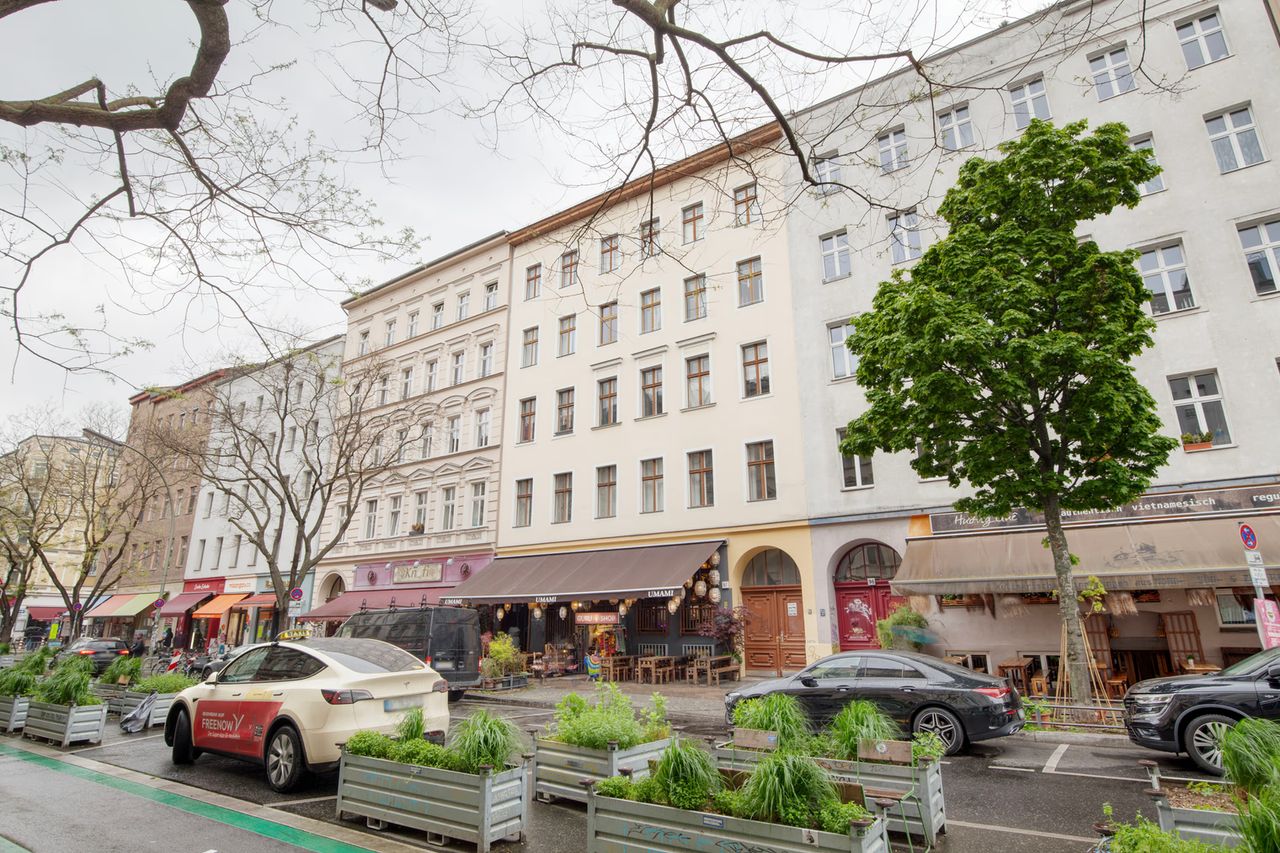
[1013, 729, 1133, 749]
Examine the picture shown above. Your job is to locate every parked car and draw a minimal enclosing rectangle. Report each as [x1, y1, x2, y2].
[1123, 645, 1280, 774]
[201, 644, 261, 679]
[165, 636, 448, 792]
[63, 637, 131, 674]
[336, 605, 481, 702]
[724, 649, 1024, 755]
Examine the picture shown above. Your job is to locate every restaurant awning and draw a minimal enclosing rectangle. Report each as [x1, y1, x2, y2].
[192, 593, 248, 619]
[440, 540, 725, 604]
[111, 593, 163, 618]
[157, 591, 211, 617]
[24, 606, 66, 621]
[893, 514, 1280, 595]
[231, 593, 279, 610]
[298, 586, 444, 622]
[83, 595, 122, 618]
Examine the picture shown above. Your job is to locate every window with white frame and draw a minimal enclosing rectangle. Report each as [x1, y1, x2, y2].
[1206, 106, 1265, 173]
[414, 490, 428, 529]
[889, 211, 922, 263]
[1138, 244, 1195, 314]
[600, 234, 621, 273]
[556, 388, 575, 434]
[287, 426, 297, 451]
[734, 183, 760, 225]
[742, 341, 770, 398]
[378, 375, 390, 406]
[385, 319, 396, 347]
[470, 482, 486, 528]
[814, 155, 841, 192]
[447, 415, 461, 453]
[1177, 11, 1229, 69]
[484, 282, 498, 311]
[194, 540, 206, 571]
[560, 250, 578, 289]
[553, 472, 573, 523]
[640, 288, 661, 333]
[1131, 136, 1165, 194]
[229, 534, 241, 568]
[475, 408, 491, 447]
[828, 321, 857, 379]
[938, 105, 973, 150]
[479, 342, 494, 377]
[684, 274, 707, 321]
[524, 264, 541, 300]
[363, 499, 378, 538]
[451, 351, 464, 385]
[738, 257, 764, 305]
[425, 359, 438, 392]
[641, 458, 664, 512]
[387, 495, 402, 537]
[407, 310, 420, 338]
[1089, 46, 1136, 100]
[558, 314, 576, 356]
[639, 218, 660, 257]
[431, 302, 444, 329]
[212, 537, 223, 569]
[746, 440, 776, 501]
[599, 301, 618, 345]
[358, 331, 369, 355]
[441, 486, 456, 530]
[1010, 78, 1051, 129]
[686, 354, 711, 408]
[688, 450, 714, 508]
[420, 421, 433, 457]
[456, 292, 470, 322]
[682, 203, 704, 243]
[395, 427, 408, 462]
[521, 327, 539, 367]
[836, 428, 874, 488]
[596, 465, 617, 518]
[1169, 371, 1232, 445]
[877, 128, 908, 172]
[1239, 219, 1280, 296]
[821, 232, 850, 281]
[401, 367, 414, 400]
[514, 479, 532, 527]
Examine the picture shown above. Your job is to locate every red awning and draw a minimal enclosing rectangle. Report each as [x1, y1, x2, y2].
[230, 593, 278, 609]
[25, 606, 66, 621]
[298, 586, 443, 622]
[156, 591, 211, 617]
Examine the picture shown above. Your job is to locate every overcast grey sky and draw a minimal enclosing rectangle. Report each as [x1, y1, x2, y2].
[0, 0, 1039, 424]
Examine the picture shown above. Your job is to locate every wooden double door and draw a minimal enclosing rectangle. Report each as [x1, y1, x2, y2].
[742, 585, 807, 676]
[835, 582, 901, 651]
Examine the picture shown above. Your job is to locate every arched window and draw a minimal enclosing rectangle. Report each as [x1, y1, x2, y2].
[742, 549, 800, 587]
[322, 575, 346, 602]
[834, 543, 901, 582]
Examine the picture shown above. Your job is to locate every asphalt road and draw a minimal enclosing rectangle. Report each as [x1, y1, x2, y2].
[2, 698, 1221, 853]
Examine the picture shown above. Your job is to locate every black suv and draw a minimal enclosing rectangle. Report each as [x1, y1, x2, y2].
[336, 605, 481, 702]
[63, 637, 130, 674]
[1123, 646, 1280, 774]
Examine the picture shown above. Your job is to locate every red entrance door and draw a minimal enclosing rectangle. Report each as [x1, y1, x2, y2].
[835, 583, 898, 650]
[743, 586, 807, 676]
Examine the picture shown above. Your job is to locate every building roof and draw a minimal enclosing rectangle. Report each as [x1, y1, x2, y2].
[341, 231, 510, 309]
[128, 368, 229, 406]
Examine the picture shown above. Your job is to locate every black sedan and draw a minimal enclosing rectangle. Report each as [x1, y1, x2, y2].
[724, 649, 1024, 755]
[1123, 645, 1280, 774]
[63, 637, 131, 674]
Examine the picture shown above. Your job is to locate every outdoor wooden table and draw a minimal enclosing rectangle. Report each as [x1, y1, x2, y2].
[690, 655, 734, 686]
[637, 656, 674, 684]
[601, 655, 636, 682]
[1181, 662, 1220, 675]
[997, 657, 1034, 695]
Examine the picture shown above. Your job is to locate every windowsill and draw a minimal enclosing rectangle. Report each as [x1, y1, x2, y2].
[556, 352, 575, 359]
[592, 422, 621, 431]
[1220, 158, 1270, 176]
[891, 256, 922, 266]
[682, 403, 715, 413]
[1252, 289, 1280, 303]
[841, 484, 875, 492]
[636, 412, 668, 422]
[739, 300, 765, 309]
[684, 315, 708, 324]
[1183, 442, 1237, 453]
[823, 273, 852, 284]
[553, 430, 575, 438]
[688, 504, 713, 510]
[598, 339, 618, 347]
[640, 509, 664, 515]
[1096, 87, 1137, 102]
[521, 363, 537, 369]
[1138, 186, 1168, 198]
[640, 328, 661, 335]
[918, 477, 949, 483]
[829, 375, 858, 385]
[747, 497, 778, 503]
[682, 236, 704, 245]
[1186, 54, 1233, 71]
[741, 392, 773, 402]
[1151, 305, 1204, 320]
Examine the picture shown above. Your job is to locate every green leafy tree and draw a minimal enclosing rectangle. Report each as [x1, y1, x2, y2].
[843, 120, 1177, 703]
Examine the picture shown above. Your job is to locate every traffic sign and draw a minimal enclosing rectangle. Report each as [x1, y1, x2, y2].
[1241, 523, 1258, 550]
[289, 587, 304, 602]
[1246, 551, 1268, 589]
[154, 598, 166, 610]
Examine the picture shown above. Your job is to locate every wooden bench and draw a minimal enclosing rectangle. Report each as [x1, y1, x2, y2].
[711, 662, 740, 685]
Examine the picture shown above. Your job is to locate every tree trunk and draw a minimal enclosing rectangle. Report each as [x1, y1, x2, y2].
[1043, 496, 1093, 705]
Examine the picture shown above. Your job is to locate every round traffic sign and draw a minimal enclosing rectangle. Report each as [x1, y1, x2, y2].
[289, 587, 304, 602]
[1241, 523, 1258, 550]
[154, 598, 166, 609]
[72, 602, 82, 611]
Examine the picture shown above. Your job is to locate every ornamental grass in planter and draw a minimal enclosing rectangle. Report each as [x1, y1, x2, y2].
[114, 672, 198, 724]
[25, 655, 107, 746]
[337, 709, 531, 853]
[95, 656, 141, 702]
[0, 648, 51, 732]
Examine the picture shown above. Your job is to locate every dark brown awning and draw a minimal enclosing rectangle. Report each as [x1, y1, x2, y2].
[893, 514, 1280, 595]
[440, 540, 723, 604]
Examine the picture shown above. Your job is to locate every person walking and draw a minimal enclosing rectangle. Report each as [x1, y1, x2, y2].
[130, 634, 146, 658]
[161, 626, 173, 651]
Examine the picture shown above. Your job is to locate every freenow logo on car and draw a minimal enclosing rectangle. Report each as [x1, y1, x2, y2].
[200, 711, 245, 735]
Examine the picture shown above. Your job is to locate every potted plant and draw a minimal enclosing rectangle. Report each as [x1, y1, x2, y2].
[532, 682, 672, 803]
[24, 655, 107, 746]
[478, 633, 527, 689]
[94, 655, 141, 704]
[116, 672, 197, 726]
[698, 605, 749, 664]
[336, 708, 531, 853]
[715, 696, 947, 843]
[409, 522, 425, 535]
[1181, 431, 1215, 451]
[0, 648, 51, 733]
[589, 739, 890, 853]
[874, 606, 930, 651]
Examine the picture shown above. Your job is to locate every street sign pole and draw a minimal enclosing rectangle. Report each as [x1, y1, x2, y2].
[1240, 523, 1275, 649]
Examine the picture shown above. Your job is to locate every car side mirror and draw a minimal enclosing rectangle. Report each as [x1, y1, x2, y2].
[800, 676, 818, 688]
[1266, 664, 1280, 684]
[204, 670, 218, 685]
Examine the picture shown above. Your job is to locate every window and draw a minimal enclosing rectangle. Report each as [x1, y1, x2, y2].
[877, 128, 908, 172]
[194, 539, 206, 571]
[378, 375, 390, 406]
[1010, 78, 1051, 129]
[401, 367, 414, 400]
[1139, 244, 1195, 314]
[556, 388, 575, 434]
[598, 377, 618, 426]
[688, 450, 714, 508]
[640, 218, 660, 257]
[425, 359, 438, 392]
[1169, 371, 1232, 445]
[821, 232, 850, 281]
[938, 105, 973, 150]
[385, 319, 397, 347]
[558, 314, 576, 356]
[1240, 219, 1280, 296]
[686, 355, 711, 408]
[641, 458, 664, 512]
[525, 264, 541, 300]
[358, 331, 369, 355]
[1177, 11, 1229, 69]
[229, 534, 241, 568]
[479, 342, 494, 377]
[178, 536, 189, 565]
[599, 301, 618, 345]
[470, 482, 486, 527]
[813, 155, 841, 192]
[387, 495, 402, 537]
[734, 183, 760, 225]
[448, 351, 463, 386]
[1090, 46, 1136, 100]
[187, 489, 197, 515]
[519, 397, 536, 442]
[484, 282, 498, 312]
[596, 465, 617, 518]
[641, 366, 664, 417]
[521, 327, 539, 367]
[741, 341, 770, 398]
[829, 321, 857, 379]
[553, 472, 573, 523]
[431, 302, 444, 329]
[407, 310, 419, 338]
[363, 499, 378, 538]
[393, 427, 408, 463]
[836, 427, 874, 488]
[456, 291, 470, 322]
[640, 288, 661, 333]
[1206, 106, 1265, 173]
[1215, 589, 1272, 627]
[1132, 137, 1165, 194]
[203, 491, 214, 518]
[414, 491, 428, 529]
[287, 426, 297, 451]
[746, 440, 776, 501]
[682, 202, 704, 243]
[889, 211, 922, 263]
[514, 479, 533, 527]
[600, 234, 621, 273]
[441, 486, 456, 530]
[475, 408, 491, 447]
[737, 257, 763, 305]
[447, 415, 461, 453]
[683, 275, 707, 321]
[560, 250, 578, 289]
[834, 542, 900, 581]
[419, 418, 433, 456]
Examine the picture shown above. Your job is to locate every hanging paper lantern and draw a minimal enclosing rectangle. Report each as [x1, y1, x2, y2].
[609, 599, 619, 605]
[709, 568, 721, 586]
[618, 602, 627, 617]
[666, 598, 680, 615]
[532, 605, 543, 620]
[709, 587, 722, 604]
[683, 579, 692, 589]
[495, 606, 505, 621]
[710, 552, 721, 567]
[570, 600, 582, 611]
[677, 587, 686, 600]
[693, 579, 707, 598]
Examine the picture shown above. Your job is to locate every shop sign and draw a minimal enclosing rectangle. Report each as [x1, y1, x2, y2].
[393, 562, 443, 584]
[646, 589, 677, 599]
[576, 612, 620, 625]
[931, 484, 1280, 534]
[183, 578, 225, 594]
[1257, 599, 1280, 650]
[224, 578, 257, 594]
[441, 598, 463, 606]
[534, 595, 558, 604]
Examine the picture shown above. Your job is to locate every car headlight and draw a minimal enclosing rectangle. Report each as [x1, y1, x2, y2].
[725, 692, 741, 704]
[1128, 694, 1173, 715]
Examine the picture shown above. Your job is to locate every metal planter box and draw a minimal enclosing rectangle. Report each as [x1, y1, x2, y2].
[0, 655, 15, 668]
[1150, 790, 1241, 848]
[533, 735, 671, 803]
[92, 683, 127, 704]
[480, 675, 528, 691]
[587, 786, 890, 853]
[714, 743, 945, 842]
[336, 752, 531, 853]
[0, 695, 29, 733]
[111, 690, 178, 727]
[23, 701, 107, 747]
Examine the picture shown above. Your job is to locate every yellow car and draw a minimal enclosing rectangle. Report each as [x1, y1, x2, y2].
[164, 636, 448, 792]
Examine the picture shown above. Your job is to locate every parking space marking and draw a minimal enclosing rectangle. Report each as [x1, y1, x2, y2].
[78, 733, 167, 750]
[990, 765, 1036, 772]
[948, 819, 1095, 843]
[1043, 743, 1069, 773]
[265, 795, 338, 808]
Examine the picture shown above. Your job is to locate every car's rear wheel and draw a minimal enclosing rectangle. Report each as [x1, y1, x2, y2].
[171, 708, 197, 765]
[913, 706, 965, 755]
[448, 689, 465, 703]
[1183, 713, 1234, 775]
[266, 725, 307, 792]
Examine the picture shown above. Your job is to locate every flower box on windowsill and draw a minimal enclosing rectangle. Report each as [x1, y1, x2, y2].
[938, 595, 983, 608]
[409, 525, 425, 536]
[1182, 442, 1214, 452]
